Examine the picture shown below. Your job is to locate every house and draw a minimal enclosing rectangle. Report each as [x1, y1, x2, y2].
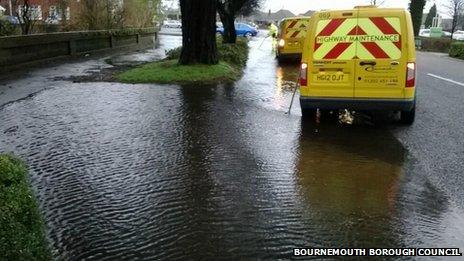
[0, 0, 71, 22]
[298, 10, 315, 17]
[246, 9, 296, 27]
[164, 7, 180, 20]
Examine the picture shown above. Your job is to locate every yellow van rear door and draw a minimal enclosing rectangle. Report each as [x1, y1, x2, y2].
[354, 11, 406, 99]
[284, 19, 309, 52]
[309, 12, 358, 98]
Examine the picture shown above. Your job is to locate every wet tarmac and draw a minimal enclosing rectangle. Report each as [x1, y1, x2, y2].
[0, 35, 463, 259]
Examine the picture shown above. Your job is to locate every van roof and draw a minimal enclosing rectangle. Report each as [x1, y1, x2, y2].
[314, 7, 407, 15]
[280, 16, 311, 22]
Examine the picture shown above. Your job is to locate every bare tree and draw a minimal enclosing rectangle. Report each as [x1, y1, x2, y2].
[56, 0, 70, 27]
[73, 0, 124, 30]
[369, 0, 386, 5]
[123, 0, 162, 28]
[11, 0, 38, 35]
[444, 0, 464, 38]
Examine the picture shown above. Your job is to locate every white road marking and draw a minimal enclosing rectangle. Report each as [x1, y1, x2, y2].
[427, 73, 464, 87]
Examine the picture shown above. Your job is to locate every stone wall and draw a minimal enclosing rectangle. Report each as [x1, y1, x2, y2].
[0, 28, 158, 70]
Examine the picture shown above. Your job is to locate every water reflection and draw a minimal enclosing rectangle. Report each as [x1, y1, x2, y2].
[296, 121, 406, 247]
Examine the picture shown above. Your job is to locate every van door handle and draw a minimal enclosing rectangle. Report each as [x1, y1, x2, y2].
[360, 61, 377, 66]
[391, 61, 400, 65]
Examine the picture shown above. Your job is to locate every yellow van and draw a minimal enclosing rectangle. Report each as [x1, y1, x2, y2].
[276, 17, 311, 62]
[299, 6, 417, 124]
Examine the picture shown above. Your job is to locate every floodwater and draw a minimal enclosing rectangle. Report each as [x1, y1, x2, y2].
[0, 35, 463, 260]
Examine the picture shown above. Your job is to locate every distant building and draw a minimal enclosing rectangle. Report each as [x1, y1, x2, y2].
[242, 9, 316, 27]
[164, 8, 180, 20]
[245, 9, 295, 27]
[422, 12, 462, 31]
[298, 10, 316, 17]
[0, 0, 71, 21]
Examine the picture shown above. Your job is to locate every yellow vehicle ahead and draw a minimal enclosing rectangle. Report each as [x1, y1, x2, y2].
[299, 6, 417, 124]
[276, 17, 311, 62]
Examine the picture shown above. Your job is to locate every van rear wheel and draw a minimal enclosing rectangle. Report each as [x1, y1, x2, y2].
[400, 102, 416, 125]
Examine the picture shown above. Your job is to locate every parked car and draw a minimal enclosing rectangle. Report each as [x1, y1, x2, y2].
[163, 20, 181, 28]
[442, 31, 452, 38]
[419, 29, 430, 37]
[453, 31, 464, 41]
[4, 15, 19, 25]
[216, 23, 258, 38]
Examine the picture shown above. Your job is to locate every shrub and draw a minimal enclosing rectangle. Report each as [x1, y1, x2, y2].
[166, 47, 182, 60]
[0, 18, 15, 36]
[165, 37, 249, 67]
[218, 38, 249, 67]
[419, 37, 452, 52]
[449, 42, 464, 59]
[0, 154, 51, 260]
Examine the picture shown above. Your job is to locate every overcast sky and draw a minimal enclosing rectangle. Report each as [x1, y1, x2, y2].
[162, 0, 451, 18]
[262, 0, 449, 17]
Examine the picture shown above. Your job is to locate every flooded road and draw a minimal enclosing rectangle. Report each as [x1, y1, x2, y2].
[0, 35, 463, 259]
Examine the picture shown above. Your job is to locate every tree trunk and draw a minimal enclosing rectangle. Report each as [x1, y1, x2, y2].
[179, 0, 218, 65]
[409, 0, 426, 36]
[217, 2, 237, 44]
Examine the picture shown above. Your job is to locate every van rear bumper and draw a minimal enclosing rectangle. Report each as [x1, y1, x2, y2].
[300, 97, 415, 111]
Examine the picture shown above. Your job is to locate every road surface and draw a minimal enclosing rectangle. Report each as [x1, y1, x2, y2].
[0, 35, 463, 259]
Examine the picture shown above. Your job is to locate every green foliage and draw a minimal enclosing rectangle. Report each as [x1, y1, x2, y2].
[166, 47, 182, 59]
[424, 4, 437, 28]
[166, 37, 249, 67]
[420, 37, 453, 52]
[0, 154, 51, 261]
[449, 42, 464, 59]
[0, 17, 16, 36]
[117, 60, 241, 84]
[218, 37, 249, 67]
[409, 0, 427, 36]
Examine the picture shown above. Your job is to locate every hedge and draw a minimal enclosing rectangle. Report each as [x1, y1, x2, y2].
[419, 37, 452, 52]
[449, 42, 464, 59]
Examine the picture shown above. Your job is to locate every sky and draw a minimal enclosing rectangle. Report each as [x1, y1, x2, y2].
[262, 0, 449, 17]
[162, 0, 450, 18]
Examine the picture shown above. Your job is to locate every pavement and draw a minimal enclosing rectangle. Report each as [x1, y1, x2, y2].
[0, 35, 463, 259]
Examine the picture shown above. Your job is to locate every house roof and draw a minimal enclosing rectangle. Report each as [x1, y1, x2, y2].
[298, 10, 315, 17]
[249, 9, 296, 22]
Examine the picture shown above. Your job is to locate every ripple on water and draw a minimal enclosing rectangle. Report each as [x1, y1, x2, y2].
[0, 38, 463, 259]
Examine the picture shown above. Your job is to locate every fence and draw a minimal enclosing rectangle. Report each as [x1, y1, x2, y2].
[0, 28, 158, 71]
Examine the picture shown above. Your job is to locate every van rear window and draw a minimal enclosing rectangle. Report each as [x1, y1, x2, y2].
[313, 17, 402, 60]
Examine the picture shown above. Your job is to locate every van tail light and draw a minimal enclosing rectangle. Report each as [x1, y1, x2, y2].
[406, 62, 416, 88]
[300, 63, 308, 86]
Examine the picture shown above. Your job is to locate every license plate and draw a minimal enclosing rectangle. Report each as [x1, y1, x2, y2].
[314, 73, 348, 83]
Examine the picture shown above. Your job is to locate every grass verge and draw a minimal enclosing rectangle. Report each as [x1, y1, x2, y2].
[117, 37, 249, 85]
[117, 60, 241, 84]
[0, 154, 51, 260]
